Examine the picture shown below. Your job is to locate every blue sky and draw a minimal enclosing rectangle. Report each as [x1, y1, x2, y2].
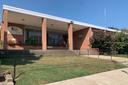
[0, 0, 128, 29]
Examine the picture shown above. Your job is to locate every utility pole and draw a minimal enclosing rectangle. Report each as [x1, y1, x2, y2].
[104, 8, 107, 35]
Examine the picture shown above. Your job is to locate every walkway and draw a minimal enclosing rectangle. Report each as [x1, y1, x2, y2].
[87, 55, 128, 65]
[46, 68, 128, 85]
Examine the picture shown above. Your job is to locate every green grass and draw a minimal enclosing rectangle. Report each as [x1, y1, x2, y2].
[0, 55, 126, 85]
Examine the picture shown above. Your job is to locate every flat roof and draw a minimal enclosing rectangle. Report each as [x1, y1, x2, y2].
[3, 5, 117, 32]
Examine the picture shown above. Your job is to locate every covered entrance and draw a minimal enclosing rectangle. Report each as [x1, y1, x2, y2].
[1, 5, 93, 50]
[24, 29, 68, 49]
[25, 29, 42, 46]
[47, 32, 68, 49]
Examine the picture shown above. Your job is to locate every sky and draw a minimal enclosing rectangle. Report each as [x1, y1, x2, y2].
[0, 0, 128, 29]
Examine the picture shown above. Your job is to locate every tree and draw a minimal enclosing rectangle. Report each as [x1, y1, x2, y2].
[91, 29, 128, 55]
[90, 31, 115, 54]
[114, 31, 128, 54]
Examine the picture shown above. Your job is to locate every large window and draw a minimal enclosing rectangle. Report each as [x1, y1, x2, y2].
[48, 32, 67, 47]
[26, 30, 41, 45]
[48, 32, 62, 46]
[25, 29, 67, 47]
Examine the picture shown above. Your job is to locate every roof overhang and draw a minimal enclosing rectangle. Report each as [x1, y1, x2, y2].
[3, 5, 118, 32]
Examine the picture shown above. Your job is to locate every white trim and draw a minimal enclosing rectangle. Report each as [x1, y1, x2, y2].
[3, 5, 118, 32]
[3, 5, 71, 23]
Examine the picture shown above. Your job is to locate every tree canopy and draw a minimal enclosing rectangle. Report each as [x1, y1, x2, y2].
[91, 30, 128, 54]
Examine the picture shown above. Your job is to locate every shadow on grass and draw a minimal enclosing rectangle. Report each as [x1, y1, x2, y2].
[0, 50, 43, 85]
[0, 50, 43, 65]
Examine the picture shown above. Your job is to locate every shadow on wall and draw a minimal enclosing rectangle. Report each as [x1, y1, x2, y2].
[0, 50, 43, 65]
[73, 28, 89, 50]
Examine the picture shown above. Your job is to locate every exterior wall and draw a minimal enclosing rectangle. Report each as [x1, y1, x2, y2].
[92, 28, 113, 38]
[92, 28, 105, 33]
[4, 22, 111, 50]
[73, 28, 93, 50]
[2, 21, 112, 50]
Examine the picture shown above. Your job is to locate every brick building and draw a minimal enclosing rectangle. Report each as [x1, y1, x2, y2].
[1, 5, 117, 50]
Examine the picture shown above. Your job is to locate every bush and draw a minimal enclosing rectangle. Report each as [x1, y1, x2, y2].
[91, 31, 128, 55]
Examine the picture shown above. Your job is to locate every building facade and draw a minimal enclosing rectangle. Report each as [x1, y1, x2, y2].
[0, 5, 116, 50]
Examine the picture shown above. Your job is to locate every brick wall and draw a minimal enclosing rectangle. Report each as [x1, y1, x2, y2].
[73, 28, 93, 50]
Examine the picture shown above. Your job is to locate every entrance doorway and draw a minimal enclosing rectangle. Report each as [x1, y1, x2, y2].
[25, 29, 41, 46]
[24, 29, 68, 50]
[47, 32, 68, 49]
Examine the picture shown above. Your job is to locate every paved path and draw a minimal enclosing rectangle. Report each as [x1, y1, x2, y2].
[46, 68, 128, 85]
[87, 55, 128, 65]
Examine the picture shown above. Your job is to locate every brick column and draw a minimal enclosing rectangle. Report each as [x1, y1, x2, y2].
[1, 23, 3, 41]
[68, 22, 73, 50]
[1, 10, 8, 49]
[41, 18, 47, 50]
[84, 27, 93, 49]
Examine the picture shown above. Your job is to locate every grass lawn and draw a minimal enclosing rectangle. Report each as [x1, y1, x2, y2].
[0, 55, 126, 85]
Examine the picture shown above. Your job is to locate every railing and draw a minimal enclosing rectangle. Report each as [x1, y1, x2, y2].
[73, 48, 99, 56]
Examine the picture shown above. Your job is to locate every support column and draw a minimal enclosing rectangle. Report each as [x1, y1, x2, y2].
[68, 22, 73, 50]
[1, 22, 3, 41]
[41, 18, 47, 50]
[1, 10, 8, 49]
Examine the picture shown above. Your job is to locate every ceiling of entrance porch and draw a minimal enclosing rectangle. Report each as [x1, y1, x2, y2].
[8, 11, 88, 32]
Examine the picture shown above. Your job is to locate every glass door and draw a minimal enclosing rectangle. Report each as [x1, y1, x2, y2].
[26, 30, 41, 45]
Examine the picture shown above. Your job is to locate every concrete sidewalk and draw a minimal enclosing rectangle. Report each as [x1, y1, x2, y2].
[87, 55, 128, 65]
[45, 68, 128, 85]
